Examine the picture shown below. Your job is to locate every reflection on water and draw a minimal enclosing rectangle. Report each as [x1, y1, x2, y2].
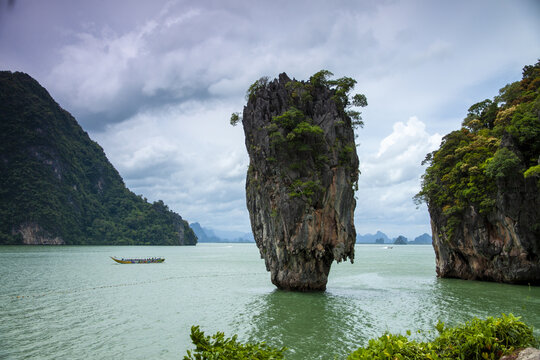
[240, 284, 442, 358]
[243, 290, 370, 358]
[431, 278, 540, 328]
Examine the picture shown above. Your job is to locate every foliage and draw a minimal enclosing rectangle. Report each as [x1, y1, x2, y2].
[339, 143, 356, 166]
[310, 70, 369, 128]
[282, 71, 365, 197]
[432, 314, 536, 360]
[288, 179, 324, 205]
[416, 60, 540, 241]
[348, 314, 536, 360]
[329, 76, 358, 109]
[266, 106, 327, 204]
[352, 93, 368, 107]
[236, 70, 366, 204]
[185, 315, 536, 360]
[462, 99, 498, 131]
[485, 148, 520, 179]
[267, 107, 326, 163]
[308, 69, 367, 110]
[348, 333, 438, 360]
[0, 71, 197, 245]
[183, 326, 287, 360]
[524, 164, 540, 178]
[524, 164, 540, 188]
[230, 112, 241, 126]
[271, 107, 309, 132]
[246, 76, 269, 101]
[309, 69, 334, 87]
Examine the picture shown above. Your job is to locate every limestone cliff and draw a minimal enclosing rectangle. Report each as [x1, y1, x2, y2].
[418, 61, 540, 284]
[429, 153, 540, 284]
[17, 223, 65, 245]
[240, 72, 364, 291]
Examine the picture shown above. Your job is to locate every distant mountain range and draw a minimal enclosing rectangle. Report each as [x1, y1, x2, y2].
[356, 231, 390, 243]
[409, 233, 432, 245]
[356, 231, 432, 245]
[191, 223, 431, 245]
[190, 223, 255, 243]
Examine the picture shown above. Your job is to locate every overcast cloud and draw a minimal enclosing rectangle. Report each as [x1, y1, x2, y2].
[1, 0, 539, 239]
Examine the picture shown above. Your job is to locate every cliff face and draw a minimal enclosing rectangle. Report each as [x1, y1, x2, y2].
[0, 71, 197, 246]
[430, 168, 540, 284]
[419, 61, 540, 284]
[17, 223, 65, 245]
[242, 73, 360, 291]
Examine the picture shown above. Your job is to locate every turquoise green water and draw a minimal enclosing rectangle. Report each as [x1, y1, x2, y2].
[0, 244, 538, 359]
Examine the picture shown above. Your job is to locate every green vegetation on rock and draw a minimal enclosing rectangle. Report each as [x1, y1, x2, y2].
[0, 71, 197, 245]
[309, 70, 368, 128]
[246, 76, 270, 101]
[237, 70, 366, 205]
[236, 71, 363, 290]
[415, 60, 540, 241]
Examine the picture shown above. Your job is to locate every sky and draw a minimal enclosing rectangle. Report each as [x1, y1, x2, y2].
[1, 0, 539, 239]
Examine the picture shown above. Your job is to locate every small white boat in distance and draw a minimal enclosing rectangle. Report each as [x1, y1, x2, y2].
[383, 246, 393, 249]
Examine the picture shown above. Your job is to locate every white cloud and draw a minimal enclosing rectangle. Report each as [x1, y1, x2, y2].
[91, 99, 250, 231]
[50, 29, 144, 112]
[362, 117, 441, 187]
[355, 117, 441, 238]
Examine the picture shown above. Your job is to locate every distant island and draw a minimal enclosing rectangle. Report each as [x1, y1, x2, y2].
[190, 222, 254, 243]
[356, 231, 432, 245]
[191, 223, 433, 246]
[0, 71, 197, 246]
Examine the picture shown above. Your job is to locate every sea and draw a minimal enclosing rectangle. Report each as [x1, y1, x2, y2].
[1, 244, 538, 359]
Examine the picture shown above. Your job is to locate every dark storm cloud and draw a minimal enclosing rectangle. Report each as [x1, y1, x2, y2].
[1, 0, 539, 236]
[2, 0, 390, 130]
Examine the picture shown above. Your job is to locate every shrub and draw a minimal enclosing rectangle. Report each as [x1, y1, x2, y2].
[246, 76, 269, 101]
[185, 315, 536, 359]
[183, 326, 287, 360]
[485, 147, 521, 179]
[348, 332, 439, 360]
[347, 314, 536, 360]
[433, 314, 536, 360]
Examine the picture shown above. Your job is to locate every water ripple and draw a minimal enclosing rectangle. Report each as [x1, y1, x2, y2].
[1, 244, 538, 360]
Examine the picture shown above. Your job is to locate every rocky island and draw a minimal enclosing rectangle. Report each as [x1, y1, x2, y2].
[0, 71, 197, 246]
[416, 61, 540, 284]
[234, 71, 366, 291]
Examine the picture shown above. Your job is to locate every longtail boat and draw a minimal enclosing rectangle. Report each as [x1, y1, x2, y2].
[111, 256, 165, 264]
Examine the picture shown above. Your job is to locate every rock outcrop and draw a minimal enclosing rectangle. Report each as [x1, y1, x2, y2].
[430, 133, 540, 284]
[419, 61, 540, 285]
[17, 223, 65, 245]
[241, 72, 361, 291]
[430, 166, 540, 284]
[501, 348, 540, 360]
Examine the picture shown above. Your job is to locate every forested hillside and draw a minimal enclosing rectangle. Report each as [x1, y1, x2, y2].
[0, 71, 197, 245]
[415, 61, 539, 283]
